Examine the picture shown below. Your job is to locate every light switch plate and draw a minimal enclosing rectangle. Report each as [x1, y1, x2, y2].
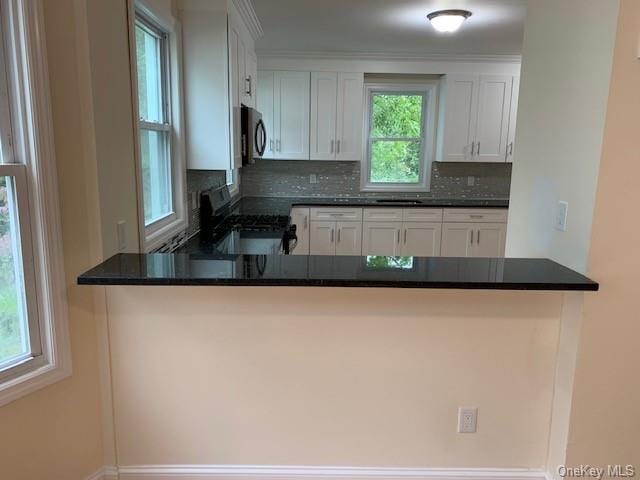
[467, 176, 475, 187]
[555, 201, 569, 232]
[310, 174, 318, 184]
[117, 220, 127, 252]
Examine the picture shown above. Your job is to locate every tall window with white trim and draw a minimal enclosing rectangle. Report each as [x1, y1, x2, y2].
[361, 83, 438, 192]
[135, 14, 173, 226]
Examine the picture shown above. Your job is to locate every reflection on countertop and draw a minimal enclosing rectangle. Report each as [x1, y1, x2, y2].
[78, 253, 598, 291]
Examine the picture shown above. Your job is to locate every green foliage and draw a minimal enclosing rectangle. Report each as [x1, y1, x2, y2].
[366, 256, 414, 269]
[370, 94, 423, 184]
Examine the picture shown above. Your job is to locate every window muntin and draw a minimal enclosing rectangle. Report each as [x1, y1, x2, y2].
[135, 15, 174, 227]
[362, 83, 437, 192]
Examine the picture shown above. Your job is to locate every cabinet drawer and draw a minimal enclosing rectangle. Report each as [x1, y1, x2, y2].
[310, 207, 362, 222]
[402, 208, 444, 223]
[363, 208, 403, 222]
[443, 208, 508, 223]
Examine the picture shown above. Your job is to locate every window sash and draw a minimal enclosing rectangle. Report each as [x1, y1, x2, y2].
[0, 163, 43, 382]
[362, 85, 435, 191]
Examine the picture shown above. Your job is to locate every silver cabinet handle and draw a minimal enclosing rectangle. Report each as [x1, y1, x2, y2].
[470, 230, 474, 245]
[477, 142, 481, 155]
[337, 228, 341, 243]
[469, 214, 484, 219]
[477, 230, 481, 245]
[245, 76, 252, 95]
[276, 139, 281, 152]
[304, 215, 308, 230]
[508, 142, 514, 156]
[471, 142, 475, 156]
[403, 229, 407, 244]
[330, 140, 334, 153]
[396, 229, 401, 245]
[331, 228, 334, 243]
[337, 140, 341, 154]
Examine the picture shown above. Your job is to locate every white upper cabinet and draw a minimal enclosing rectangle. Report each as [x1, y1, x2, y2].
[506, 76, 520, 163]
[309, 71, 364, 161]
[440, 75, 479, 162]
[259, 71, 310, 160]
[257, 70, 276, 158]
[475, 75, 512, 162]
[438, 74, 518, 163]
[244, 50, 258, 108]
[310, 72, 338, 160]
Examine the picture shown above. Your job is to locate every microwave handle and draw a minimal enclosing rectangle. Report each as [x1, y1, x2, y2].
[255, 119, 267, 156]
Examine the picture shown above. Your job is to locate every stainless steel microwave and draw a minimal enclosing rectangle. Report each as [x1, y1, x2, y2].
[241, 105, 267, 165]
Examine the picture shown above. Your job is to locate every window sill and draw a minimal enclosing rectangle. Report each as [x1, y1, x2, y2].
[0, 356, 72, 408]
[360, 185, 431, 193]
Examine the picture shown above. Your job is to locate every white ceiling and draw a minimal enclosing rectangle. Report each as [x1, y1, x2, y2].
[251, 0, 527, 56]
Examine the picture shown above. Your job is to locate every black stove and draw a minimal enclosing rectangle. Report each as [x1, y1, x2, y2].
[220, 214, 291, 232]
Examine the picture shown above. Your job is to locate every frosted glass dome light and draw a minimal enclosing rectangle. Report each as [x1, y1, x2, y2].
[427, 10, 472, 33]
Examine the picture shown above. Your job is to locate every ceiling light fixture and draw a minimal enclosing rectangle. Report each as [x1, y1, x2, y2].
[427, 9, 472, 33]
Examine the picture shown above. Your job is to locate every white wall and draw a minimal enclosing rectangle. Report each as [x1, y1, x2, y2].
[505, 0, 620, 273]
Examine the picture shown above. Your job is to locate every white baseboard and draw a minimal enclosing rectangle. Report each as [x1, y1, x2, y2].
[87, 465, 549, 480]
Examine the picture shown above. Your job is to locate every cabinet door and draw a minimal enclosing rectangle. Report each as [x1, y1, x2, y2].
[441, 223, 475, 257]
[274, 71, 310, 160]
[402, 222, 442, 257]
[473, 223, 507, 258]
[441, 75, 479, 162]
[237, 36, 247, 107]
[506, 76, 519, 163]
[475, 75, 513, 163]
[257, 71, 275, 158]
[336, 221, 362, 256]
[309, 221, 336, 255]
[362, 222, 402, 256]
[290, 207, 310, 255]
[227, 26, 242, 169]
[245, 50, 258, 108]
[310, 72, 338, 160]
[336, 72, 364, 161]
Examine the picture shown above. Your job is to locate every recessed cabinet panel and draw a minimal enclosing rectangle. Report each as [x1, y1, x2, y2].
[275, 71, 311, 160]
[336, 221, 362, 256]
[474, 223, 507, 257]
[363, 208, 403, 222]
[257, 71, 275, 158]
[290, 207, 310, 255]
[336, 72, 364, 161]
[442, 75, 479, 162]
[310, 207, 363, 222]
[443, 208, 509, 223]
[475, 75, 512, 162]
[362, 222, 402, 256]
[402, 222, 442, 257]
[441, 223, 476, 257]
[309, 221, 335, 255]
[310, 72, 338, 160]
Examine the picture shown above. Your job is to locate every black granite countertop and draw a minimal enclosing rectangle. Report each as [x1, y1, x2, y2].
[78, 254, 598, 291]
[232, 196, 509, 216]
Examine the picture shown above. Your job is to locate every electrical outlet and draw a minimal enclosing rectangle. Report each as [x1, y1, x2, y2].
[458, 407, 478, 433]
[467, 176, 475, 187]
[310, 174, 318, 184]
[117, 221, 127, 252]
[555, 201, 569, 232]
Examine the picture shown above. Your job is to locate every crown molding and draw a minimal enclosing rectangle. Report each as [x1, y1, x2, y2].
[256, 50, 522, 64]
[232, 0, 264, 40]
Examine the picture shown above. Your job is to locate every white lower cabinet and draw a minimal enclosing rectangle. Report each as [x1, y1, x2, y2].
[441, 222, 507, 257]
[403, 222, 442, 257]
[310, 219, 362, 255]
[362, 222, 402, 256]
[290, 207, 310, 255]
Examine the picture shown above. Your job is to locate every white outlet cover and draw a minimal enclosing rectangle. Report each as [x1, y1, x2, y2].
[458, 407, 478, 433]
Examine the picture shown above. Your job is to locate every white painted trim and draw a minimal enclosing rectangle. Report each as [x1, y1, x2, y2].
[86, 466, 119, 480]
[231, 0, 263, 41]
[258, 51, 522, 64]
[88, 465, 549, 480]
[0, 0, 72, 406]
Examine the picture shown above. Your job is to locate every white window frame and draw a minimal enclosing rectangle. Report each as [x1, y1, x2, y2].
[227, 167, 240, 197]
[361, 82, 438, 193]
[0, 0, 71, 406]
[129, 0, 187, 252]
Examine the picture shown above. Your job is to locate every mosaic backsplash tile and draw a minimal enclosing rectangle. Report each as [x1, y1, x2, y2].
[239, 160, 512, 199]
